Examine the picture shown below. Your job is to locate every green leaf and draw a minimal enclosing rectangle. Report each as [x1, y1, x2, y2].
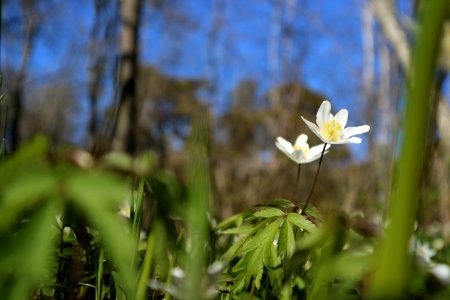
[256, 198, 295, 208]
[216, 212, 250, 231]
[253, 207, 285, 218]
[288, 212, 317, 233]
[222, 237, 246, 262]
[133, 151, 156, 175]
[66, 171, 137, 299]
[247, 247, 264, 288]
[0, 136, 48, 183]
[100, 152, 134, 172]
[267, 245, 283, 290]
[0, 169, 56, 231]
[0, 201, 58, 298]
[238, 218, 283, 255]
[222, 225, 254, 235]
[278, 220, 295, 259]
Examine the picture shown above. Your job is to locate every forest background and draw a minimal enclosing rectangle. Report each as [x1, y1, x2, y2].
[5, 0, 450, 224]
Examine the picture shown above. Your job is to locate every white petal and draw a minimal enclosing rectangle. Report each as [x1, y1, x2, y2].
[345, 137, 362, 144]
[301, 149, 330, 163]
[308, 143, 329, 158]
[334, 109, 348, 128]
[292, 150, 305, 163]
[294, 134, 308, 147]
[301, 117, 324, 142]
[275, 137, 294, 153]
[316, 100, 331, 128]
[343, 125, 370, 138]
[431, 264, 450, 284]
[276, 139, 300, 163]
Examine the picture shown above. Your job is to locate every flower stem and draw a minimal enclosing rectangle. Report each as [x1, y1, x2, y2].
[301, 143, 327, 214]
[291, 164, 301, 202]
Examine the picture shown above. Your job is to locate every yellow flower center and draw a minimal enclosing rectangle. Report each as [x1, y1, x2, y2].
[320, 119, 342, 142]
[293, 144, 310, 156]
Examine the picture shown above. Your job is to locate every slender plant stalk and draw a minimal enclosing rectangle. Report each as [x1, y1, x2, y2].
[249, 279, 255, 300]
[131, 178, 145, 266]
[291, 164, 302, 202]
[136, 230, 157, 300]
[96, 250, 104, 300]
[301, 143, 327, 214]
[369, 0, 448, 298]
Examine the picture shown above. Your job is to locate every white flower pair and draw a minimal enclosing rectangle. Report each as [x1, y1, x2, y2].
[276, 100, 371, 163]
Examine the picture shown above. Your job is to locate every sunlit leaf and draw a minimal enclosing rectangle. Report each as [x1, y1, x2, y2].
[253, 207, 285, 218]
[278, 220, 295, 259]
[288, 212, 317, 233]
[238, 218, 282, 254]
[222, 225, 254, 235]
[216, 212, 250, 231]
[256, 198, 295, 208]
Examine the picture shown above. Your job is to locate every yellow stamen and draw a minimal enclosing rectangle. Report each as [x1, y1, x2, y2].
[320, 119, 342, 142]
[293, 144, 310, 156]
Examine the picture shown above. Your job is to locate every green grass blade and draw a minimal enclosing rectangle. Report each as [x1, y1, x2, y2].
[369, 1, 448, 298]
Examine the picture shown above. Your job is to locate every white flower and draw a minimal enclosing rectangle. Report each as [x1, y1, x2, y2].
[301, 100, 370, 144]
[415, 241, 436, 264]
[119, 201, 131, 219]
[275, 134, 330, 164]
[430, 263, 450, 284]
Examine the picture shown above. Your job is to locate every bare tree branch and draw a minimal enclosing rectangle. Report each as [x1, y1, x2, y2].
[373, 0, 410, 72]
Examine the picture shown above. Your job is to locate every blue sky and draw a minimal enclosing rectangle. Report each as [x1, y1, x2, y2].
[1, 0, 417, 157]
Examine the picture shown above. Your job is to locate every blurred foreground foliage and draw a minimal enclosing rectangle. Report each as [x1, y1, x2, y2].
[1, 130, 450, 300]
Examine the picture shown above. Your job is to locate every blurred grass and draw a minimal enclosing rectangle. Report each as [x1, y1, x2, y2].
[369, 1, 448, 298]
[184, 111, 211, 299]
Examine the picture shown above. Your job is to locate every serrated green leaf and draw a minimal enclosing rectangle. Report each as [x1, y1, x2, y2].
[278, 220, 295, 259]
[216, 212, 245, 231]
[222, 224, 254, 235]
[267, 245, 283, 290]
[288, 212, 317, 233]
[222, 237, 246, 262]
[253, 207, 285, 218]
[256, 198, 295, 208]
[238, 218, 282, 255]
[247, 247, 264, 278]
[0, 201, 58, 298]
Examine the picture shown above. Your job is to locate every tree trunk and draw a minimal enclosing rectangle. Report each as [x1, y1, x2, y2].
[87, 0, 118, 154]
[112, 0, 142, 154]
[10, 0, 37, 152]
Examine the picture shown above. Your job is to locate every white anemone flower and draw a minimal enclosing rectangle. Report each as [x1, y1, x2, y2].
[301, 100, 370, 144]
[430, 263, 450, 284]
[415, 241, 436, 264]
[275, 134, 330, 164]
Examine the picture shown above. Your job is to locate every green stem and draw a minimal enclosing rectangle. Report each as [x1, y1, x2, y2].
[291, 164, 301, 202]
[136, 231, 157, 300]
[301, 143, 327, 214]
[369, 1, 448, 298]
[96, 250, 104, 300]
